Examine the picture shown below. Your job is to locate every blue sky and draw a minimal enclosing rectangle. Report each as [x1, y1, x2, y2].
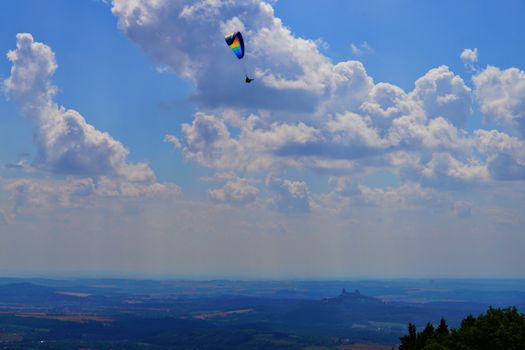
[277, 0, 525, 86]
[0, 0, 524, 278]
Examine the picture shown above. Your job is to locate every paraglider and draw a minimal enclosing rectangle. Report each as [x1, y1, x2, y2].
[224, 32, 254, 83]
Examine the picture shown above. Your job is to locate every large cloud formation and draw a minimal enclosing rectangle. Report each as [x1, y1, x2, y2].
[111, 0, 525, 208]
[2, 33, 182, 222]
[112, 0, 373, 114]
[4, 33, 154, 181]
[0, 1, 523, 278]
[474, 66, 525, 137]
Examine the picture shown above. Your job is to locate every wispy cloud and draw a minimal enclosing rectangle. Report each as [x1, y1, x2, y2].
[351, 41, 374, 56]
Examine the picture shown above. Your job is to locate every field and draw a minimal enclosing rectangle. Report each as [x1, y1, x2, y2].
[0, 278, 523, 349]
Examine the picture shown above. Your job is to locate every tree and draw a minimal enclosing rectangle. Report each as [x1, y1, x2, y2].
[399, 323, 417, 350]
[416, 323, 435, 348]
[435, 318, 449, 337]
[399, 307, 525, 350]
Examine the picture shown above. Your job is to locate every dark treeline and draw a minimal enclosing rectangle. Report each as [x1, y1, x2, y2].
[399, 307, 525, 350]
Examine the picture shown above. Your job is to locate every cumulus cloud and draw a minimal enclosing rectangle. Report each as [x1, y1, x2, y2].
[111, 0, 376, 115]
[460, 48, 478, 72]
[420, 152, 489, 183]
[178, 111, 338, 172]
[460, 48, 478, 63]
[360, 83, 417, 133]
[327, 112, 385, 149]
[474, 129, 525, 180]
[325, 175, 442, 212]
[321, 60, 374, 115]
[266, 176, 312, 213]
[358, 182, 434, 207]
[328, 176, 360, 197]
[388, 116, 470, 156]
[474, 66, 525, 136]
[409, 66, 472, 127]
[3, 34, 57, 117]
[4, 33, 154, 181]
[180, 112, 241, 169]
[0, 176, 181, 219]
[112, 0, 525, 194]
[175, 98, 525, 184]
[208, 178, 259, 205]
[180, 100, 465, 179]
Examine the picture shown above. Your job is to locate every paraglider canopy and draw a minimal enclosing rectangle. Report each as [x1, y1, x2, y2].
[225, 31, 253, 83]
[224, 32, 245, 59]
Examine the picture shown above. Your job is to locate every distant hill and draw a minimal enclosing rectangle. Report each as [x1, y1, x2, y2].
[284, 289, 394, 326]
[0, 282, 92, 305]
[281, 288, 483, 329]
[328, 288, 386, 305]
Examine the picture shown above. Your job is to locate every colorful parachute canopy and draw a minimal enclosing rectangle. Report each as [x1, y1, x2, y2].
[225, 32, 245, 59]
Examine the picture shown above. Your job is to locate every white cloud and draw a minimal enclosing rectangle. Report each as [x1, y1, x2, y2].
[111, 0, 376, 115]
[4, 33, 154, 181]
[111, 0, 168, 28]
[474, 66, 525, 136]
[0, 176, 181, 220]
[327, 176, 360, 197]
[388, 116, 470, 153]
[111, 1, 525, 193]
[321, 60, 374, 115]
[360, 83, 418, 133]
[460, 48, 479, 73]
[410, 66, 472, 127]
[357, 182, 434, 207]
[4, 34, 57, 118]
[180, 112, 241, 169]
[475, 129, 525, 180]
[208, 178, 259, 205]
[95, 176, 181, 199]
[421, 152, 489, 183]
[179, 111, 331, 172]
[460, 48, 478, 63]
[266, 175, 312, 213]
[325, 175, 444, 212]
[327, 112, 385, 149]
[176, 98, 525, 185]
[164, 134, 182, 149]
[351, 41, 373, 56]
[0, 33, 184, 224]
[475, 129, 525, 160]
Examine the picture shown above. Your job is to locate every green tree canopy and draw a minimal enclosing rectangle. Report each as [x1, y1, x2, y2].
[399, 307, 525, 350]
